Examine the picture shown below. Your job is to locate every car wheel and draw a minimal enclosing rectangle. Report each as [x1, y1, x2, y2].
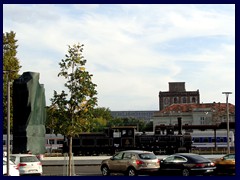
[127, 167, 137, 176]
[182, 169, 190, 176]
[101, 165, 110, 176]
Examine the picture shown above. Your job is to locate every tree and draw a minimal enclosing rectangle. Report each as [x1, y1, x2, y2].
[48, 43, 97, 176]
[3, 31, 21, 133]
[89, 107, 113, 132]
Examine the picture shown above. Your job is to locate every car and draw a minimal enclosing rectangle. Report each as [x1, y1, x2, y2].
[100, 150, 160, 176]
[159, 153, 216, 176]
[3, 157, 20, 176]
[213, 153, 235, 175]
[10, 154, 43, 176]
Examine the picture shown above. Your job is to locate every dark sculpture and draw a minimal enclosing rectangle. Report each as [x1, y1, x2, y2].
[12, 72, 46, 154]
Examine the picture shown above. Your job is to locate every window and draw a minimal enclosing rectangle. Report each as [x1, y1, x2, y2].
[200, 117, 205, 125]
[123, 153, 132, 160]
[49, 139, 55, 144]
[203, 137, 209, 143]
[193, 137, 200, 142]
[174, 156, 186, 163]
[182, 97, 187, 103]
[174, 97, 178, 103]
[57, 140, 64, 144]
[114, 152, 123, 160]
[165, 156, 175, 163]
[192, 97, 196, 103]
[139, 153, 157, 160]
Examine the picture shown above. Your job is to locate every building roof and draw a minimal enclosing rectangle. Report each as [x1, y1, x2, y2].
[154, 102, 235, 116]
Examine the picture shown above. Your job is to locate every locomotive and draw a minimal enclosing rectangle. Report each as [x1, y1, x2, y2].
[63, 117, 192, 155]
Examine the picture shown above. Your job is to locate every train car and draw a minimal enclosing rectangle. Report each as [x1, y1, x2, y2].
[134, 131, 192, 154]
[190, 130, 235, 149]
[3, 119, 192, 156]
[45, 134, 64, 153]
[63, 124, 192, 155]
[3, 134, 13, 152]
[70, 132, 114, 155]
[3, 134, 65, 154]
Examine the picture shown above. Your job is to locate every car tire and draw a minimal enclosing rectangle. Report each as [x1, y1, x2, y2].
[182, 169, 190, 176]
[101, 165, 110, 176]
[126, 167, 137, 176]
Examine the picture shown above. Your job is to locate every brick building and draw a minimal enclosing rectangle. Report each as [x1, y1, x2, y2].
[159, 82, 200, 111]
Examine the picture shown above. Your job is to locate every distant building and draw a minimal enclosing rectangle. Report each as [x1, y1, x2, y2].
[110, 111, 157, 122]
[152, 103, 235, 130]
[159, 82, 200, 111]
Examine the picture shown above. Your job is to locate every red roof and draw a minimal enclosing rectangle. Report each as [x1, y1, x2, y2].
[154, 103, 235, 116]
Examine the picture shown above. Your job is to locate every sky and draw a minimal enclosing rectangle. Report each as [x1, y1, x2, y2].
[3, 4, 235, 111]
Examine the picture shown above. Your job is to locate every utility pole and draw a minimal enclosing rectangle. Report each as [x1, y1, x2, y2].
[222, 92, 232, 154]
[3, 70, 16, 176]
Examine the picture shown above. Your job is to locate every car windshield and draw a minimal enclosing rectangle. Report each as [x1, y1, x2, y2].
[139, 153, 156, 160]
[20, 156, 39, 162]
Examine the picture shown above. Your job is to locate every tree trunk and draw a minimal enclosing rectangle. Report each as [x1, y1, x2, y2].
[68, 136, 72, 176]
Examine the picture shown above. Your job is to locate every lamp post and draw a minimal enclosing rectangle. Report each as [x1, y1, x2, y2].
[222, 92, 232, 154]
[3, 70, 16, 176]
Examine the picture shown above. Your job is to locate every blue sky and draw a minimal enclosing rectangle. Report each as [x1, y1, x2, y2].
[3, 4, 235, 110]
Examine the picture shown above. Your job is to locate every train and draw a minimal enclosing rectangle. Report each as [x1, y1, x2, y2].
[190, 130, 235, 149]
[3, 126, 235, 156]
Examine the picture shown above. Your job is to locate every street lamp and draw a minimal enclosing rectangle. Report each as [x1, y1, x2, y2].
[222, 92, 232, 154]
[3, 70, 16, 176]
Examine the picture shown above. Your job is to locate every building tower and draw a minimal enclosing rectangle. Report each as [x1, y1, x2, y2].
[159, 82, 200, 111]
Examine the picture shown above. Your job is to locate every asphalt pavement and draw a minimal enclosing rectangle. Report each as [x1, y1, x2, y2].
[41, 154, 223, 166]
[41, 154, 225, 176]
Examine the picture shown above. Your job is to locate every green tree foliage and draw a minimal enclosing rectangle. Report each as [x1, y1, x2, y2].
[3, 31, 21, 132]
[48, 43, 97, 175]
[88, 107, 113, 132]
[106, 117, 153, 132]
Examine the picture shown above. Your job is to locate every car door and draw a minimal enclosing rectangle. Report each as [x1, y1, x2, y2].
[171, 155, 187, 174]
[160, 156, 176, 174]
[120, 152, 133, 171]
[108, 152, 124, 172]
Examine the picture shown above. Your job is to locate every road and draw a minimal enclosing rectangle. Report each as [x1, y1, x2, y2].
[41, 154, 225, 176]
[43, 165, 102, 176]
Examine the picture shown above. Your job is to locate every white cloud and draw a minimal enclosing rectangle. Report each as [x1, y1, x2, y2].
[3, 4, 235, 110]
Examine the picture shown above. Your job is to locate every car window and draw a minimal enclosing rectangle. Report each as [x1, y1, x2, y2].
[139, 153, 157, 160]
[174, 156, 187, 163]
[164, 156, 175, 163]
[20, 156, 39, 162]
[224, 154, 235, 160]
[113, 152, 124, 160]
[10, 156, 16, 162]
[123, 152, 132, 160]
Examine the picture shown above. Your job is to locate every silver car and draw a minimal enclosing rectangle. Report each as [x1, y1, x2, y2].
[10, 154, 42, 176]
[100, 150, 160, 176]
